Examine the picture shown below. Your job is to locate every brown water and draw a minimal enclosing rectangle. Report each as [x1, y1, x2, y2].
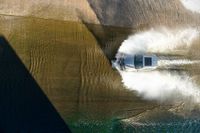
[2, 14, 200, 132]
[0, 15, 156, 132]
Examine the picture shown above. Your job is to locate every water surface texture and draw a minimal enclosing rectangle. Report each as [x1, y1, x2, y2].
[1, 0, 200, 132]
[0, 15, 156, 132]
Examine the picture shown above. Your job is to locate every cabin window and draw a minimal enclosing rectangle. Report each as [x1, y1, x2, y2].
[144, 57, 152, 66]
[134, 55, 143, 69]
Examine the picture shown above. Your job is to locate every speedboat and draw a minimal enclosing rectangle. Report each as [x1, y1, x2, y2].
[112, 54, 158, 71]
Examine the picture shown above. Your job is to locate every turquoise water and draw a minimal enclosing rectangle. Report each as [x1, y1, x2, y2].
[68, 117, 200, 133]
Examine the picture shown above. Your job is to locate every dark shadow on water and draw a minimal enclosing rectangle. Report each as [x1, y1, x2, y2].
[83, 22, 133, 62]
[77, 8, 133, 62]
[0, 36, 71, 133]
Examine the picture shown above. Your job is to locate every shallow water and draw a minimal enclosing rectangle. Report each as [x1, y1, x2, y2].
[1, 14, 200, 132]
[0, 15, 157, 132]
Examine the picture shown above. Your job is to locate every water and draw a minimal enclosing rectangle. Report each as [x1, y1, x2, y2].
[1, 14, 200, 132]
[0, 15, 156, 132]
[180, 0, 200, 14]
[114, 27, 200, 103]
[113, 27, 200, 132]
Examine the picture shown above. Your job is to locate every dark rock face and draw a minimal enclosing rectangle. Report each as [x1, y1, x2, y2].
[88, 0, 200, 27]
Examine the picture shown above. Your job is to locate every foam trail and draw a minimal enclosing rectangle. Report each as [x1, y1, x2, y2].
[117, 27, 199, 57]
[158, 59, 200, 67]
[115, 27, 200, 103]
[120, 71, 200, 103]
[180, 0, 200, 13]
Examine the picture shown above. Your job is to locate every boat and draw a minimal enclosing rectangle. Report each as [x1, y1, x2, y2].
[112, 54, 158, 71]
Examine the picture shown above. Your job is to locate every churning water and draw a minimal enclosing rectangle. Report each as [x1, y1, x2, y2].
[114, 27, 200, 104]
[180, 0, 200, 13]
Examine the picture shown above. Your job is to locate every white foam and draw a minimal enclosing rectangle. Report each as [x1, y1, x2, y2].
[120, 71, 200, 103]
[158, 59, 200, 67]
[115, 27, 200, 103]
[117, 27, 199, 56]
[180, 0, 200, 13]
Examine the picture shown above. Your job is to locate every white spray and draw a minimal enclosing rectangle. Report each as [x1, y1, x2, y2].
[180, 0, 200, 14]
[121, 71, 200, 103]
[158, 59, 200, 67]
[117, 27, 198, 55]
[115, 27, 200, 104]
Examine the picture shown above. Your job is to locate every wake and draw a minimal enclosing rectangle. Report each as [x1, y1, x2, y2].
[115, 27, 200, 104]
[158, 59, 200, 67]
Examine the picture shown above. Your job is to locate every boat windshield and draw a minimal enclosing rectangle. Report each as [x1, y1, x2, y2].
[134, 55, 143, 69]
[144, 57, 152, 66]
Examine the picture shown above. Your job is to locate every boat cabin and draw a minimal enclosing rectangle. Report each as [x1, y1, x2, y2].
[112, 54, 158, 70]
[134, 54, 157, 69]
